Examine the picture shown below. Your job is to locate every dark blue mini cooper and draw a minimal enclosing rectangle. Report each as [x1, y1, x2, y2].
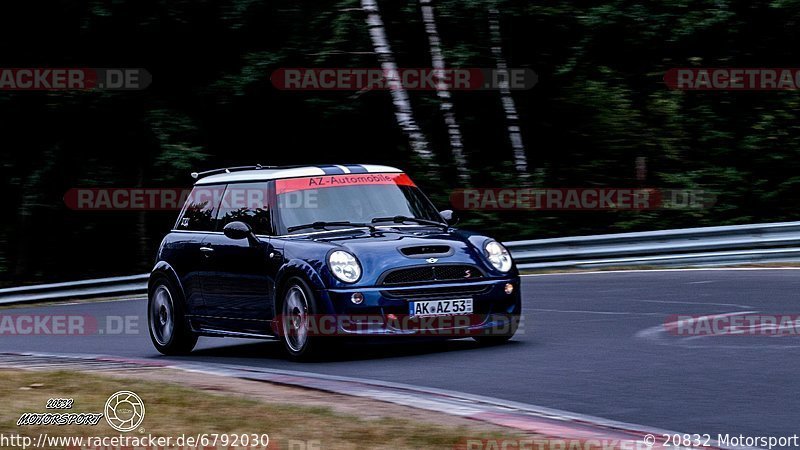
[148, 164, 521, 359]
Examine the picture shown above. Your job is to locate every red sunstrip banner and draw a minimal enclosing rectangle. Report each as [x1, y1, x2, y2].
[275, 173, 415, 195]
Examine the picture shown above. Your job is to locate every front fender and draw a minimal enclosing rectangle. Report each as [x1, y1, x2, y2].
[274, 259, 332, 318]
[149, 261, 185, 295]
[276, 259, 327, 291]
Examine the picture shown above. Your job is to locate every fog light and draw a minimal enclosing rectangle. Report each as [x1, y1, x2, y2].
[504, 283, 514, 295]
[351, 292, 364, 304]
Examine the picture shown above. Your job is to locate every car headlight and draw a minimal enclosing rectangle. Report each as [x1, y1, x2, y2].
[484, 241, 512, 272]
[328, 251, 362, 283]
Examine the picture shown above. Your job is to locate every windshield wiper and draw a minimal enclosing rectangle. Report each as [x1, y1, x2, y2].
[371, 215, 448, 229]
[286, 221, 376, 233]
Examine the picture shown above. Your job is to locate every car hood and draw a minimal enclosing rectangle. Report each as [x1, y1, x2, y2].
[289, 226, 502, 286]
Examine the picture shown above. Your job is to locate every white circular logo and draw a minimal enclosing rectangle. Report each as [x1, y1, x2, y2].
[104, 391, 145, 432]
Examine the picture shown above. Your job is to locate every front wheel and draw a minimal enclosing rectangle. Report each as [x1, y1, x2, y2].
[148, 277, 197, 355]
[279, 277, 328, 360]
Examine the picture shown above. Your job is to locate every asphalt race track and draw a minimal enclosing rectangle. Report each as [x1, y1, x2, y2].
[2, 269, 799, 438]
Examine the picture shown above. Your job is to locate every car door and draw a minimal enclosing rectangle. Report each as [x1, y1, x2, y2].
[168, 184, 226, 315]
[199, 182, 280, 332]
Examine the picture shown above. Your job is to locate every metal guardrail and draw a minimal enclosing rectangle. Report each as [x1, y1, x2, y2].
[0, 274, 148, 305]
[504, 220, 800, 270]
[2, 221, 800, 305]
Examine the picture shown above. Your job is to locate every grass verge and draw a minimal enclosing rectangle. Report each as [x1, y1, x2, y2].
[0, 369, 522, 449]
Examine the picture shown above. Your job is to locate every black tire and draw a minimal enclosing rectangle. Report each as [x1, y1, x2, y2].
[473, 314, 519, 346]
[278, 276, 329, 361]
[148, 275, 198, 355]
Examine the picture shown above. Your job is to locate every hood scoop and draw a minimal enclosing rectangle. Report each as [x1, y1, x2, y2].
[399, 245, 453, 258]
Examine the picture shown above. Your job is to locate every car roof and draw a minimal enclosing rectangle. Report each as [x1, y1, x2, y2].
[194, 164, 403, 185]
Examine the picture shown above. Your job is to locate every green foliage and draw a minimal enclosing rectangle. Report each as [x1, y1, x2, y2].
[2, 0, 800, 281]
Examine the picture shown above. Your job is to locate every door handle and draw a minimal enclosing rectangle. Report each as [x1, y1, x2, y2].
[200, 246, 214, 255]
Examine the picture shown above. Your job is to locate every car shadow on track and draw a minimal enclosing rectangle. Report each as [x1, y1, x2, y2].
[180, 338, 522, 363]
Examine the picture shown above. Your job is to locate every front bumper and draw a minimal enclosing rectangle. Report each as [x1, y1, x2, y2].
[316, 277, 521, 337]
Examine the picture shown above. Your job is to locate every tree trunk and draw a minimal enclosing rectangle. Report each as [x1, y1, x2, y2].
[361, 0, 434, 162]
[420, 0, 469, 183]
[489, 8, 530, 183]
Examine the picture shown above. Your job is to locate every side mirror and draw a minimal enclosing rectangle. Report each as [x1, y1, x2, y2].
[223, 221, 258, 244]
[439, 209, 459, 225]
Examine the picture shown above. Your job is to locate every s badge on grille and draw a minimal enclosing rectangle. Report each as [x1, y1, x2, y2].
[464, 269, 472, 278]
[426, 257, 438, 263]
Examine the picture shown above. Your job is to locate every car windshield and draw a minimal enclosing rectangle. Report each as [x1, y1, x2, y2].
[275, 173, 444, 233]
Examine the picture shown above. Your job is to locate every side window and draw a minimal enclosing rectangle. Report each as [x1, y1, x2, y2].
[215, 182, 273, 235]
[175, 185, 225, 232]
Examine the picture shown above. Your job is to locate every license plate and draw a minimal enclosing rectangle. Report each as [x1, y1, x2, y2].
[409, 298, 473, 317]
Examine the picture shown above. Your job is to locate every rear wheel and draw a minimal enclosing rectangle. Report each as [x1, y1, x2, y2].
[279, 277, 327, 360]
[148, 277, 197, 355]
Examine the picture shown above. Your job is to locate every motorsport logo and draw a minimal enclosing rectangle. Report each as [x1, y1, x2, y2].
[17, 398, 102, 427]
[16, 390, 145, 432]
[105, 391, 146, 432]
